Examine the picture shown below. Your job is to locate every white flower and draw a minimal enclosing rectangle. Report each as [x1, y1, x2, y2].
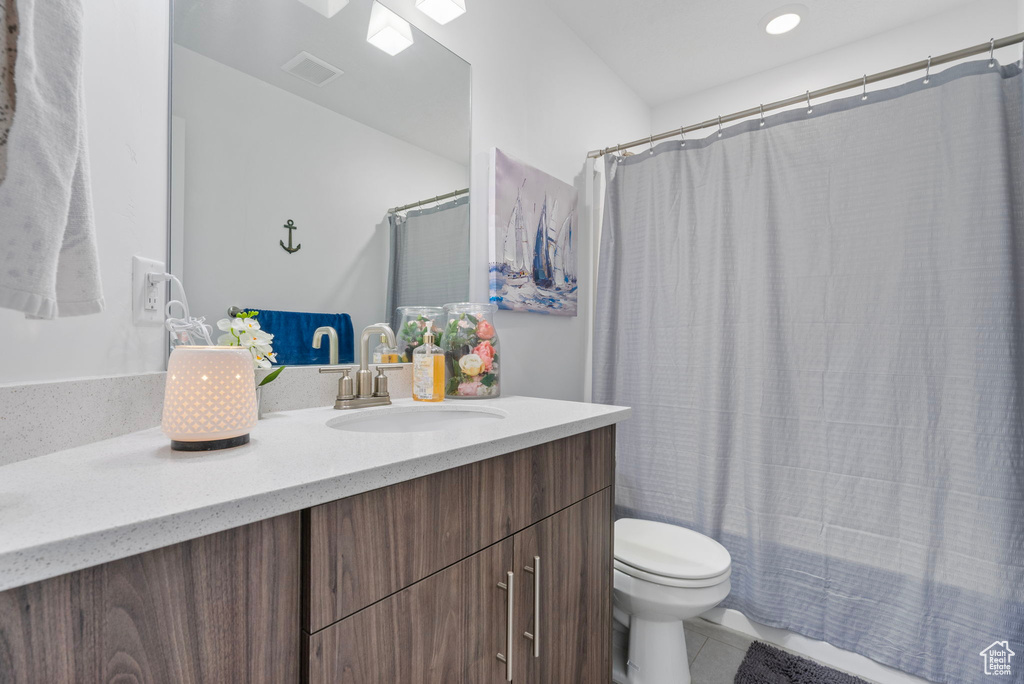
[459, 353, 484, 377]
[252, 349, 273, 369]
[216, 316, 277, 370]
[239, 330, 273, 348]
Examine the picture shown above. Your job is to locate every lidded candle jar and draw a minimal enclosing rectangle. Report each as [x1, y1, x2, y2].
[440, 302, 500, 399]
[395, 306, 444, 362]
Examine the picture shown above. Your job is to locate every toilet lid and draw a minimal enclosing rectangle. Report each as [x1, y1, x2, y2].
[614, 518, 731, 580]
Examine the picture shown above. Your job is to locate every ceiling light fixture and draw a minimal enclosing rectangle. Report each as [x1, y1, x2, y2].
[415, 0, 466, 25]
[297, 0, 349, 19]
[761, 4, 806, 36]
[367, 1, 414, 56]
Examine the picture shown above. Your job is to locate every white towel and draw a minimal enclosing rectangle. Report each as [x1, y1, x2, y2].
[0, 0, 102, 319]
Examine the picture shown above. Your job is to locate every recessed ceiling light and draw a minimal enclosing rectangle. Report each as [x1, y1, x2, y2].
[415, 0, 466, 25]
[761, 4, 807, 36]
[766, 13, 800, 34]
[367, 1, 414, 56]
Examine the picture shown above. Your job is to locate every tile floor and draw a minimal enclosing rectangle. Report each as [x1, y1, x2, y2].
[682, 618, 755, 683]
[615, 616, 882, 684]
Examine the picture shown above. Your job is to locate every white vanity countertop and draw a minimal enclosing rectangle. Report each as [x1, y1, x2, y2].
[0, 396, 629, 592]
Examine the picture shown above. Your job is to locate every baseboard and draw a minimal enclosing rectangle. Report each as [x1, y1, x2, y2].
[701, 607, 936, 684]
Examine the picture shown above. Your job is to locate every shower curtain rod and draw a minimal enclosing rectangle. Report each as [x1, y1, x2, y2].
[587, 32, 1024, 159]
[388, 187, 469, 214]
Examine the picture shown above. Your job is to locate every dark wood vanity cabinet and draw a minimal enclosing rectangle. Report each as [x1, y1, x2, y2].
[304, 426, 615, 684]
[0, 426, 614, 684]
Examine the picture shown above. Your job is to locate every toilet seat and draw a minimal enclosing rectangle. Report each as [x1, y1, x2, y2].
[614, 518, 732, 586]
[614, 557, 730, 588]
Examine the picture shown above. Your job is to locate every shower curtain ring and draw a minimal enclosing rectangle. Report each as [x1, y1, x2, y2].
[861, 75, 868, 101]
[717, 115, 723, 137]
[806, 90, 813, 114]
[759, 104, 765, 127]
[924, 56, 932, 84]
[989, 38, 996, 67]
[679, 127, 686, 147]
[649, 134, 656, 154]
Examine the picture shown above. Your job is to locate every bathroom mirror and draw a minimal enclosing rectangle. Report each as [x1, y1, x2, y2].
[169, 0, 471, 364]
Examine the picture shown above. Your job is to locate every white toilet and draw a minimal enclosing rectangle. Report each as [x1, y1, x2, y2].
[612, 518, 732, 684]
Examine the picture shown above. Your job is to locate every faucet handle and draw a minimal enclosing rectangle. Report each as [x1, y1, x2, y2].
[320, 365, 357, 400]
[372, 364, 404, 397]
[318, 365, 356, 375]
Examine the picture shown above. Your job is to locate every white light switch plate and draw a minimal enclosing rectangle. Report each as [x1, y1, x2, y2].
[132, 256, 165, 326]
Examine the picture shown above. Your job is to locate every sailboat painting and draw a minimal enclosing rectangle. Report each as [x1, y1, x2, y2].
[488, 148, 578, 316]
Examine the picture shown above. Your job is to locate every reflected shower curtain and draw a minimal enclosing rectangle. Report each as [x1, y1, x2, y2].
[594, 61, 1024, 684]
[385, 195, 470, 330]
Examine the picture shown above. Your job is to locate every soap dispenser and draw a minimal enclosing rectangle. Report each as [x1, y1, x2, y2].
[412, 329, 444, 402]
[373, 333, 399, 363]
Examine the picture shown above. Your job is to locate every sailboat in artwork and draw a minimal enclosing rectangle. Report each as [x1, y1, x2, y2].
[502, 180, 531, 285]
[533, 195, 554, 288]
[553, 213, 576, 290]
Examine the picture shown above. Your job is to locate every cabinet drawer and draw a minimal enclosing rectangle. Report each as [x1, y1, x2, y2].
[304, 426, 614, 632]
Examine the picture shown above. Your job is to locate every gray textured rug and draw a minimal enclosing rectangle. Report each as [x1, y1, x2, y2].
[734, 642, 871, 684]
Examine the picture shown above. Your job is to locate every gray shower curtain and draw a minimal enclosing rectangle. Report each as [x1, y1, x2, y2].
[385, 195, 470, 330]
[594, 61, 1024, 684]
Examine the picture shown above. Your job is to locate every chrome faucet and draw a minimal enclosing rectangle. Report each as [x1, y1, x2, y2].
[312, 326, 339, 365]
[319, 323, 402, 410]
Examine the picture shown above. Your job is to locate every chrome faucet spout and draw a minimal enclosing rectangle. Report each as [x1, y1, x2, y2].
[312, 326, 339, 365]
[357, 324, 397, 398]
[359, 324, 396, 372]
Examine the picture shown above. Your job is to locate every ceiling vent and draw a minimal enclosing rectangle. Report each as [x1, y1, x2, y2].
[281, 52, 344, 87]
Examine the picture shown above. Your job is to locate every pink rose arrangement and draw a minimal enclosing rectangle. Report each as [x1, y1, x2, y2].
[476, 320, 495, 340]
[442, 311, 500, 398]
[473, 341, 495, 371]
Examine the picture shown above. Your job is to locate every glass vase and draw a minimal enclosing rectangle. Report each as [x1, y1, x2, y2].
[440, 302, 500, 399]
[395, 306, 444, 362]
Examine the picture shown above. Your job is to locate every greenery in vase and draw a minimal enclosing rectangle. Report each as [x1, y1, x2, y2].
[397, 316, 441, 362]
[443, 313, 499, 397]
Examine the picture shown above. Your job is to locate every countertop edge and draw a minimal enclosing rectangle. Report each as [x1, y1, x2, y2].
[0, 405, 629, 593]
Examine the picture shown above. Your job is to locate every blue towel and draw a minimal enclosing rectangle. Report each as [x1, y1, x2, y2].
[247, 309, 354, 365]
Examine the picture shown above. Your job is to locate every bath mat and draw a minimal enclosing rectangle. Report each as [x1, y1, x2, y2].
[734, 642, 871, 684]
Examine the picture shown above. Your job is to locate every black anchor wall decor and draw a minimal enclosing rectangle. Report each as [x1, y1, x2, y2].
[280, 219, 301, 254]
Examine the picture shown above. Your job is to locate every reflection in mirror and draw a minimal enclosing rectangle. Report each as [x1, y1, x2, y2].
[170, 0, 471, 365]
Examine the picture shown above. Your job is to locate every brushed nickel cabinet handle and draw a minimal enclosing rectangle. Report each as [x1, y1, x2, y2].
[523, 556, 540, 658]
[497, 570, 514, 681]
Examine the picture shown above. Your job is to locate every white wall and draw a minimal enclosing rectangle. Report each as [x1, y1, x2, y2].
[652, 0, 1021, 134]
[0, 0, 169, 385]
[383, 0, 650, 401]
[2, 0, 650, 401]
[172, 45, 468, 337]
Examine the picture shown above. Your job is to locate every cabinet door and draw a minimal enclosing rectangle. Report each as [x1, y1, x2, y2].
[513, 488, 613, 684]
[0, 513, 301, 684]
[306, 538, 513, 684]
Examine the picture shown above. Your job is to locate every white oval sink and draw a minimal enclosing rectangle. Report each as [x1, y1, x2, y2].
[326, 405, 507, 433]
